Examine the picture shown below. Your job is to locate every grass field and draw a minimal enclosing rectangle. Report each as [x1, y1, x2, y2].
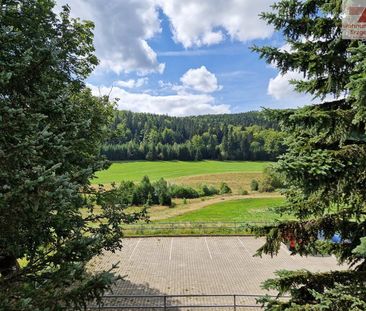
[93, 160, 271, 185]
[93, 160, 282, 236]
[163, 197, 286, 223]
[123, 196, 286, 236]
[173, 172, 263, 193]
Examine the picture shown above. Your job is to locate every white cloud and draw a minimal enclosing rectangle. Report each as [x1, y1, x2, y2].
[158, 80, 172, 88]
[157, 0, 273, 48]
[56, 0, 274, 74]
[268, 71, 305, 100]
[88, 84, 230, 116]
[267, 69, 343, 108]
[116, 78, 148, 89]
[267, 42, 311, 103]
[57, 0, 164, 74]
[179, 66, 221, 93]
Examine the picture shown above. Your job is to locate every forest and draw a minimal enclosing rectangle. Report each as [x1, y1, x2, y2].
[102, 110, 285, 161]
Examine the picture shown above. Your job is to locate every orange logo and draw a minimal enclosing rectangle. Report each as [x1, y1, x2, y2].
[348, 6, 366, 22]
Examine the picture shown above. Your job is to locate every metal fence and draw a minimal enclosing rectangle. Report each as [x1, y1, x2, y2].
[123, 222, 272, 236]
[88, 294, 286, 310]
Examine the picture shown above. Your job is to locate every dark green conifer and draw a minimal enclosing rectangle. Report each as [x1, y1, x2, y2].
[252, 1, 366, 309]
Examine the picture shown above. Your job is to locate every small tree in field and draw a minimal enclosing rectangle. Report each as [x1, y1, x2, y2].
[153, 178, 172, 206]
[0, 1, 145, 310]
[252, 0, 366, 310]
[250, 179, 259, 191]
[219, 182, 232, 194]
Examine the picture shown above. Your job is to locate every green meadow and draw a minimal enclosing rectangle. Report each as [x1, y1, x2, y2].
[93, 160, 271, 184]
[163, 197, 286, 223]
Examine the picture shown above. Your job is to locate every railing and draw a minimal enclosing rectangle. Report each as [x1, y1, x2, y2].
[123, 222, 272, 236]
[88, 294, 287, 310]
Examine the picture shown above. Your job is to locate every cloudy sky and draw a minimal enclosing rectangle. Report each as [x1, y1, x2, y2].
[56, 0, 311, 116]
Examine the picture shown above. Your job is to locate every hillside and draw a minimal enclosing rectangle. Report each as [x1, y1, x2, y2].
[102, 110, 285, 161]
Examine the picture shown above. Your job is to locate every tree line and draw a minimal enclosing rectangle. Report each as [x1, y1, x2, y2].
[110, 176, 233, 207]
[102, 110, 285, 161]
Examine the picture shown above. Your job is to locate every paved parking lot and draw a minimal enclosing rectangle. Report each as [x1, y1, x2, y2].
[91, 236, 344, 309]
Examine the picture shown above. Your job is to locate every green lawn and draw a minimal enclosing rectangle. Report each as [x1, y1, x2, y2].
[93, 160, 271, 184]
[163, 197, 286, 223]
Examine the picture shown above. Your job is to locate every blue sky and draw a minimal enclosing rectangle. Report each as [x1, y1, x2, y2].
[58, 0, 310, 116]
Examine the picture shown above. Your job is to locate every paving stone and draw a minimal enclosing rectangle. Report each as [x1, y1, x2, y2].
[91, 237, 345, 310]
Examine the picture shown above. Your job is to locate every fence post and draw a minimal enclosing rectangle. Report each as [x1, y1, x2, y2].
[164, 295, 167, 311]
[233, 294, 237, 311]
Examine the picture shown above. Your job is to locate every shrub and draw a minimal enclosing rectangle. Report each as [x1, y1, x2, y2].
[169, 184, 199, 199]
[182, 198, 187, 204]
[219, 182, 232, 194]
[238, 187, 249, 195]
[258, 180, 275, 193]
[153, 178, 172, 206]
[117, 180, 136, 205]
[250, 179, 259, 191]
[261, 166, 285, 191]
[208, 186, 220, 196]
[198, 184, 219, 197]
[198, 185, 209, 196]
[132, 176, 155, 205]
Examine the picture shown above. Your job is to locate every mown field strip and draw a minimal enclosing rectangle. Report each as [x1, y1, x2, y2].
[148, 193, 283, 221]
[162, 197, 287, 223]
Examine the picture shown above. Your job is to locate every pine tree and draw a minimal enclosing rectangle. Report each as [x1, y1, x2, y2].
[0, 1, 145, 309]
[252, 0, 366, 309]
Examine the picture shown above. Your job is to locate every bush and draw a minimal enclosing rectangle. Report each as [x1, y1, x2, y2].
[261, 166, 285, 191]
[219, 182, 232, 194]
[208, 186, 219, 196]
[238, 187, 249, 195]
[250, 179, 259, 191]
[115, 177, 175, 206]
[169, 184, 200, 199]
[117, 180, 136, 205]
[198, 184, 219, 197]
[258, 180, 275, 193]
[182, 198, 188, 204]
[153, 178, 172, 206]
[132, 176, 155, 205]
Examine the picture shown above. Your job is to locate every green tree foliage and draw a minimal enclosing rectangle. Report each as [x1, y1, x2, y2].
[219, 182, 232, 195]
[353, 238, 366, 258]
[252, 0, 366, 309]
[198, 184, 219, 197]
[109, 178, 223, 207]
[250, 179, 259, 191]
[258, 166, 285, 193]
[0, 1, 145, 309]
[169, 185, 200, 199]
[132, 176, 155, 206]
[102, 111, 285, 161]
[153, 178, 172, 206]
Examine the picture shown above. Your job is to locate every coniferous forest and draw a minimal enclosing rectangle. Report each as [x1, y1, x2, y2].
[102, 110, 285, 161]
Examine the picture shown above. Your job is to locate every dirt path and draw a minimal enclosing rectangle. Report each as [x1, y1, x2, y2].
[149, 192, 283, 221]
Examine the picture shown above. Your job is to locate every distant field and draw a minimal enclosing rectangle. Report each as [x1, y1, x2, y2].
[124, 196, 287, 236]
[173, 172, 263, 193]
[93, 160, 271, 185]
[163, 197, 286, 223]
